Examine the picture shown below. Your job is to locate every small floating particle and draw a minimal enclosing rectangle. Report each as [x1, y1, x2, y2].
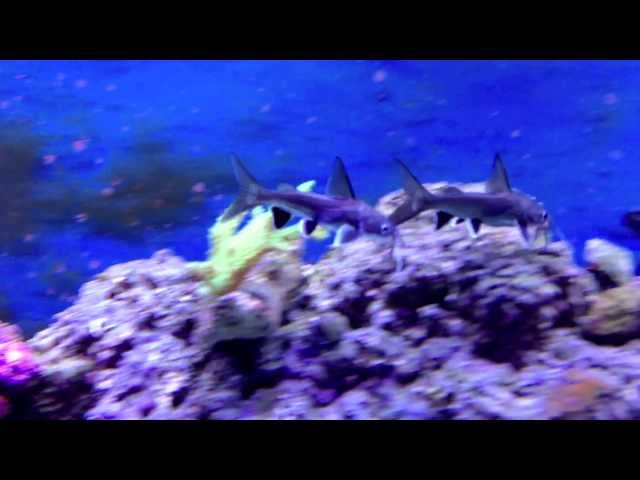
[53, 263, 67, 274]
[372, 69, 387, 83]
[0, 101, 10, 109]
[95, 157, 104, 165]
[75, 213, 89, 223]
[305, 116, 318, 125]
[101, 187, 115, 197]
[191, 182, 206, 193]
[602, 93, 618, 105]
[105, 83, 118, 92]
[42, 154, 57, 165]
[608, 149, 624, 160]
[23, 233, 36, 242]
[74, 79, 88, 89]
[260, 103, 272, 113]
[510, 129, 522, 138]
[88, 260, 101, 270]
[72, 138, 90, 152]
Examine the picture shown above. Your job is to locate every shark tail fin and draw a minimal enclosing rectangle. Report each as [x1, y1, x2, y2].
[389, 159, 436, 226]
[396, 159, 435, 205]
[221, 155, 265, 220]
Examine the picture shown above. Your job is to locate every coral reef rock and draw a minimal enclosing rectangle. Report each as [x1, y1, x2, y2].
[584, 238, 635, 287]
[577, 278, 640, 344]
[20, 183, 640, 419]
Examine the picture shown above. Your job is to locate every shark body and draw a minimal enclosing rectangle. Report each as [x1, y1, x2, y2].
[390, 154, 550, 246]
[223, 155, 397, 247]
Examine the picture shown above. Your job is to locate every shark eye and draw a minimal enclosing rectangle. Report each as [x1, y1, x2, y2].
[381, 224, 392, 235]
[542, 212, 548, 221]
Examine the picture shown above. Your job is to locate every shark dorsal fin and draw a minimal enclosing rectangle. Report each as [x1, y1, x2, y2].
[326, 157, 356, 199]
[486, 154, 512, 194]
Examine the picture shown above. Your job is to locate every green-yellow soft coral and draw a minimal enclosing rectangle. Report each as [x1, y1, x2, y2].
[190, 180, 328, 295]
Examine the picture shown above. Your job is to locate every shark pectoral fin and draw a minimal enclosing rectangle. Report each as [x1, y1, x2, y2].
[435, 211, 455, 230]
[465, 219, 481, 239]
[455, 218, 465, 224]
[272, 207, 292, 229]
[332, 224, 359, 247]
[301, 219, 318, 237]
[518, 219, 531, 247]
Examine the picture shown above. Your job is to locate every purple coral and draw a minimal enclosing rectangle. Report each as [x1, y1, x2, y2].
[0, 322, 39, 387]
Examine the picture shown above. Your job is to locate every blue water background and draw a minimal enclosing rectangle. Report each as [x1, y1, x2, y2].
[0, 60, 638, 336]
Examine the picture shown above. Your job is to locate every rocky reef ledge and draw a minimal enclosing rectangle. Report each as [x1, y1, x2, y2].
[8, 183, 640, 419]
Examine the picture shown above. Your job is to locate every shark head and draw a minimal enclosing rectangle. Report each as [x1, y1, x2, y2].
[511, 193, 551, 245]
[359, 206, 397, 239]
[487, 154, 551, 245]
[517, 195, 549, 227]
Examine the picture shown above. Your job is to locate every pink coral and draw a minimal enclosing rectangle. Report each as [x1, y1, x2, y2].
[0, 322, 39, 387]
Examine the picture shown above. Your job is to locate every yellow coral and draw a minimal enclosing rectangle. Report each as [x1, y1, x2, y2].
[190, 180, 328, 295]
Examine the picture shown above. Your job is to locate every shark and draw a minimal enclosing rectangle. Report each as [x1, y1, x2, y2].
[389, 154, 551, 246]
[223, 155, 398, 248]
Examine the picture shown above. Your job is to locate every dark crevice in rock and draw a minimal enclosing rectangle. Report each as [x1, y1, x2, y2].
[171, 386, 190, 407]
[471, 297, 542, 369]
[75, 334, 98, 356]
[387, 276, 449, 310]
[587, 267, 618, 291]
[115, 384, 144, 402]
[240, 368, 285, 399]
[172, 318, 195, 343]
[141, 313, 158, 330]
[140, 402, 155, 417]
[336, 296, 373, 330]
[102, 339, 133, 369]
[581, 330, 640, 347]
[215, 338, 264, 374]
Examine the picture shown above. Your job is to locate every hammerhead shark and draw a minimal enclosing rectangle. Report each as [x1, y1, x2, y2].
[389, 154, 550, 246]
[223, 155, 397, 248]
